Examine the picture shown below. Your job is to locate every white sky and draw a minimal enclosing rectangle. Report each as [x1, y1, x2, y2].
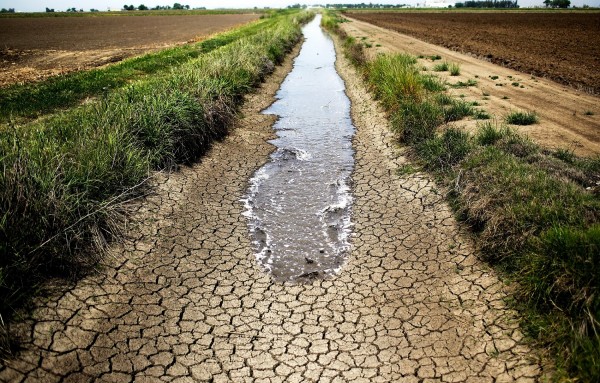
[0, 0, 598, 12]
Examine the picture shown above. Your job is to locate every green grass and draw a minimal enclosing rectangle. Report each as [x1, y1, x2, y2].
[451, 79, 477, 88]
[449, 63, 461, 76]
[0, 10, 314, 354]
[326, 12, 600, 381]
[0, 17, 279, 123]
[473, 109, 491, 120]
[506, 110, 538, 125]
[433, 61, 449, 71]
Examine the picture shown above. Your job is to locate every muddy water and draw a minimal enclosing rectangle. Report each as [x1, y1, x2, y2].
[243, 15, 355, 282]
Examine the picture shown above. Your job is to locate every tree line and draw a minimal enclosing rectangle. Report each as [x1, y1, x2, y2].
[324, 3, 408, 8]
[543, 0, 571, 7]
[123, 3, 193, 11]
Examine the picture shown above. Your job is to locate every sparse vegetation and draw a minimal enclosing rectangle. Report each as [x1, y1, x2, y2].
[451, 79, 477, 88]
[326, 12, 600, 381]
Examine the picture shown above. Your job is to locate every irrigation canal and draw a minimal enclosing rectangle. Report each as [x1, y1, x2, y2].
[243, 15, 355, 282]
[0, 14, 545, 382]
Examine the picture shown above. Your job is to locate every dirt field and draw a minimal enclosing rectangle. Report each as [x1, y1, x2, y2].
[345, 11, 600, 95]
[341, 16, 600, 156]
[0, 14, 259, 86]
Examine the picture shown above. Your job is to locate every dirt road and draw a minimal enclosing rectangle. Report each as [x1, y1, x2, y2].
[343, 16, 600, 157]
[0, 31, 544, 382]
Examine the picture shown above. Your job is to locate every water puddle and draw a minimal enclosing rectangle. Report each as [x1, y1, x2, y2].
[242, 15, 355, 283]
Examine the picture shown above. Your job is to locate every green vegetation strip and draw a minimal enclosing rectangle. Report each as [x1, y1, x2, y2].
[0, 16, 276, 122]
[0, 11, 314, 345]
[323, 11, 600, 382]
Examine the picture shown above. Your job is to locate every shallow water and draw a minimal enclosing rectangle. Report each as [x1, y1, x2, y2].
[242, 15, 355, 282]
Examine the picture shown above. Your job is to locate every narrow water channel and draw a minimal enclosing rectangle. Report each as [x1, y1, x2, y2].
[242, 15, 355, 282]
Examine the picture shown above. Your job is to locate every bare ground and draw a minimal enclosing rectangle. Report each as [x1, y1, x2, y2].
[0, 31, 545, 381]
[343, 16, 600, 157]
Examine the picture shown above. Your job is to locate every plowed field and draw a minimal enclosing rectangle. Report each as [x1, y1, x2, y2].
[344, 11, 600, 95]
[0, 14, 259, 86]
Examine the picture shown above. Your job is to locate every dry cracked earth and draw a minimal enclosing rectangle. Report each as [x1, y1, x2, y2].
[0, 34, 545, 382]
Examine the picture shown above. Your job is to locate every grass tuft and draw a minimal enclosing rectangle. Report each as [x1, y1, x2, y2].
[449, 63, 461, 76]
[433, 62, 449, 72]
[506, 110, 539, 125]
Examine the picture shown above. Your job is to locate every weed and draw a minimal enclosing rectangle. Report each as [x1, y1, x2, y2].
[449, 63, 461, 76]
[506, 110, 538, 125]
[475, 121, 512, 146]
[418, 127, 472, 171]
[584, 110, 594, 116]
[443, 100, 474, 122]
[451, 79, 477, 88]
[512, 82, 520, 87]
[473, 109, 491, 120]
[396, 164, 419, 175]
[430, 54, 442, 61]
[421, 75, 446, 92]
[490, 75, 499, 80]
[433, 62, 449, 72]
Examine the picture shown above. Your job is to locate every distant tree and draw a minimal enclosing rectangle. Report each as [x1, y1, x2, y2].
[0, 8, 15, 13]
[173, 3, 184, 9]
[123, 4, 135, 10]
[90, 8, 99, 12]
[45, 7, 55, 12]
[138, 4, 148, 10]
[545, 0, 570, 7]
[185, 5, 190, 9]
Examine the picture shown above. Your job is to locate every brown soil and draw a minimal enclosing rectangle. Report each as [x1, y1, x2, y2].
[345, 11, 600, 95]
[0, 14, 258, 86]
[341, 16, 600, 157]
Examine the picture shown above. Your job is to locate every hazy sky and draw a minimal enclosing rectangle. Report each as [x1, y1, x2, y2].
[1, 0, 598, 12]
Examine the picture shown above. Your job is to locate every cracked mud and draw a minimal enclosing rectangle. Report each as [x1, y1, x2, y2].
[0, 24, 544, 382]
